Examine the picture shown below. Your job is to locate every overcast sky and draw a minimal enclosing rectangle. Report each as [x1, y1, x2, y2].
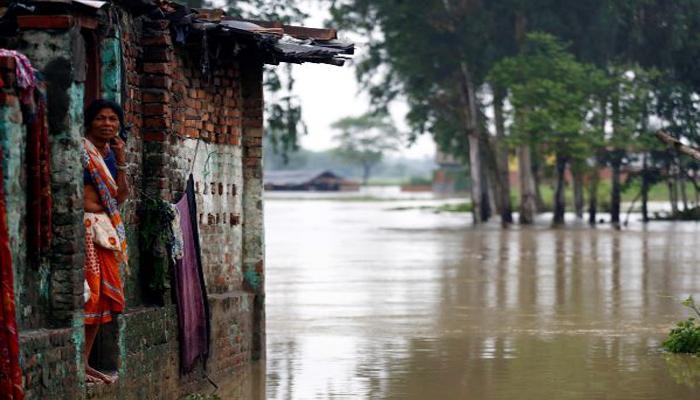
[278, 2, 437, 159]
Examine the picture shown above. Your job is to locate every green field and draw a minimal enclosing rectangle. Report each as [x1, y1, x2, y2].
[432, 181, 697, 214]
[530, 180, 696, 212]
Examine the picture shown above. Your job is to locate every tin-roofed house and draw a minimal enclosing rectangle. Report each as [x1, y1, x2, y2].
[264, 169, 359, 191]
[0, 0, 352, 398]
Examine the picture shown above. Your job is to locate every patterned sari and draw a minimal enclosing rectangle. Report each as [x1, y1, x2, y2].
[82, 138, 127, 324]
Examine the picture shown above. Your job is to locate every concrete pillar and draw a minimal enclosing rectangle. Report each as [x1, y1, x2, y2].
[240, 59, 265, 360]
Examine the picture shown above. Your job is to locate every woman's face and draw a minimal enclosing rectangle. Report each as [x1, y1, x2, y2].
[88, 108, 120, 142]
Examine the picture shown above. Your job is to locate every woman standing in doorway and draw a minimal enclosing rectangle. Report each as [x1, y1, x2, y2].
[82, 99, 129, 384]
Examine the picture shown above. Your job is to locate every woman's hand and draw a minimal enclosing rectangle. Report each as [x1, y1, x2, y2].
[111, 137, 126, 165]
[110, 136, 130, 205]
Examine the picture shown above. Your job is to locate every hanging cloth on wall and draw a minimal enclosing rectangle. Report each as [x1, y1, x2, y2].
[0, 49, 36, 105]
[27, 83, 51, 257]
[173, 174, 211, 374]
[0, 151, 25, 400]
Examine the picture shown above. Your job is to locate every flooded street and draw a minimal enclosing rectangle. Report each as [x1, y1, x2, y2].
[260, 190, 700, 399]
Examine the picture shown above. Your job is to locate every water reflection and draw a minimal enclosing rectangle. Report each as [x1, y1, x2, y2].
[261, 198, 700, 399]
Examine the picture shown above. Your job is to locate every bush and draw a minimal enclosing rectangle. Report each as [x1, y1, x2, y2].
[407, 175, 432, 186]
[664, 296, 700, 354]
[183, 394, 221, 400]
[436, 202, 473, 213]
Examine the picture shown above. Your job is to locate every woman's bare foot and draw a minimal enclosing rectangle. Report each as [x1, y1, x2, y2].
[86, 373, 101, 384]
[86, 365, 117, 384]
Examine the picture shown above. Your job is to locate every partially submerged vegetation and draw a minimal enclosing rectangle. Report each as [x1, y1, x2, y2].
[183, 394, 221, 400]
[664, 297, 700, 354]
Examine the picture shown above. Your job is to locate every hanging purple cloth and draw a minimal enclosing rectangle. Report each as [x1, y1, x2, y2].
[173, 174, 210, 374]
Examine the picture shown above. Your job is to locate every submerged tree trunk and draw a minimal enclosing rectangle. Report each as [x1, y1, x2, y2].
[481, 165, 493, 222]
[679, 162, 689, 211]
[477, 128, 496, 222]
[361, 163, 371, 186]
[610, 92, 622, 230]
[611, 158, 622, 229]
[668, 162, 679, 216]
[532, 148, 545, 211]
[468, 134, 483, 223]
[572, 164, 585, 219]
[479, 141, 493, 222]
[668, 177, 679, 216]
[458, 62, 486, 224]
[492, 88, 513, 225]
[666, 161, 678, 218]
[641, 153, 649, 223]
[552, 154, 567, 225]
[518, 144, 537, 224]
[588, 165, 599, 225]
[639, 102, 650, 223]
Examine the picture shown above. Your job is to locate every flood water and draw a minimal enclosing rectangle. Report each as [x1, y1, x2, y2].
[254, 190, 700, 399]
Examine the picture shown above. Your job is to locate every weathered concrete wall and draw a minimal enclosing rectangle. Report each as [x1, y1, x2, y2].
[240, 60, 266, 360]
[11, 24, 88, 400]
[0, 9, 266, 400]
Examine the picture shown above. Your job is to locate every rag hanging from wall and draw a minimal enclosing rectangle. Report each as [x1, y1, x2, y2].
[0, 151, 25, 400]
[173, 174, 210, 373]
[0, 50, 50, 259]
[173, 174, 211, 374]
[138, 141, 210, 373]
[27, 82, 51, 257]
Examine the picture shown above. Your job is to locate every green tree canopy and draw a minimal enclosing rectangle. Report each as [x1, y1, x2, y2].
[331, 112, 403, 184]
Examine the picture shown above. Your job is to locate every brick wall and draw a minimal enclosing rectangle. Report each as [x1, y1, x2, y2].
[0, 9, 266, 399]
[5, 25, 89, 399]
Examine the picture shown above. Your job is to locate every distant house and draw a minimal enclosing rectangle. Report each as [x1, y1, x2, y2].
[265, 170, 359, 191]
[433, 150, 470, 194]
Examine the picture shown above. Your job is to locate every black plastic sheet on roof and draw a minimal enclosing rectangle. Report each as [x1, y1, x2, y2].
[0, 0, 354, 66]
[194, 16, 354, 66]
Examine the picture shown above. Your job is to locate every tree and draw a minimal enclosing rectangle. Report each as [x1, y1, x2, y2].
[331, 113, 403, 184]
[330, 0, 700, 225]
[490, 33, 598, 225]
[330, 0, 522, 223]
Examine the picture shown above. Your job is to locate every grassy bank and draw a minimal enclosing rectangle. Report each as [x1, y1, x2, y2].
[431, 181, 696, 214]
[515, 180, 695, 212]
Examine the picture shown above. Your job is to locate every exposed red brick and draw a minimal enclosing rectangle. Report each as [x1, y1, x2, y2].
[243, 137, 262, 147]
[141, 75, 172, 89]
[143, 131, 166, 142]
[144, 117, 170, 129]
[142, 90, 170, 103]
[242, 118, 262, 129]
[143, 63, 171, 75]
[142, 35, 172, 46]
[143, 103, 170, 116]
[143, 48, 172, 62]
[17, 15, 74, 30]
[243, 158, 260, 167]
[246, 148, 262, 158]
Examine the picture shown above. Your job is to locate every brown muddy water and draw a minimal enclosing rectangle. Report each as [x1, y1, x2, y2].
[244, 192, 700, 399]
